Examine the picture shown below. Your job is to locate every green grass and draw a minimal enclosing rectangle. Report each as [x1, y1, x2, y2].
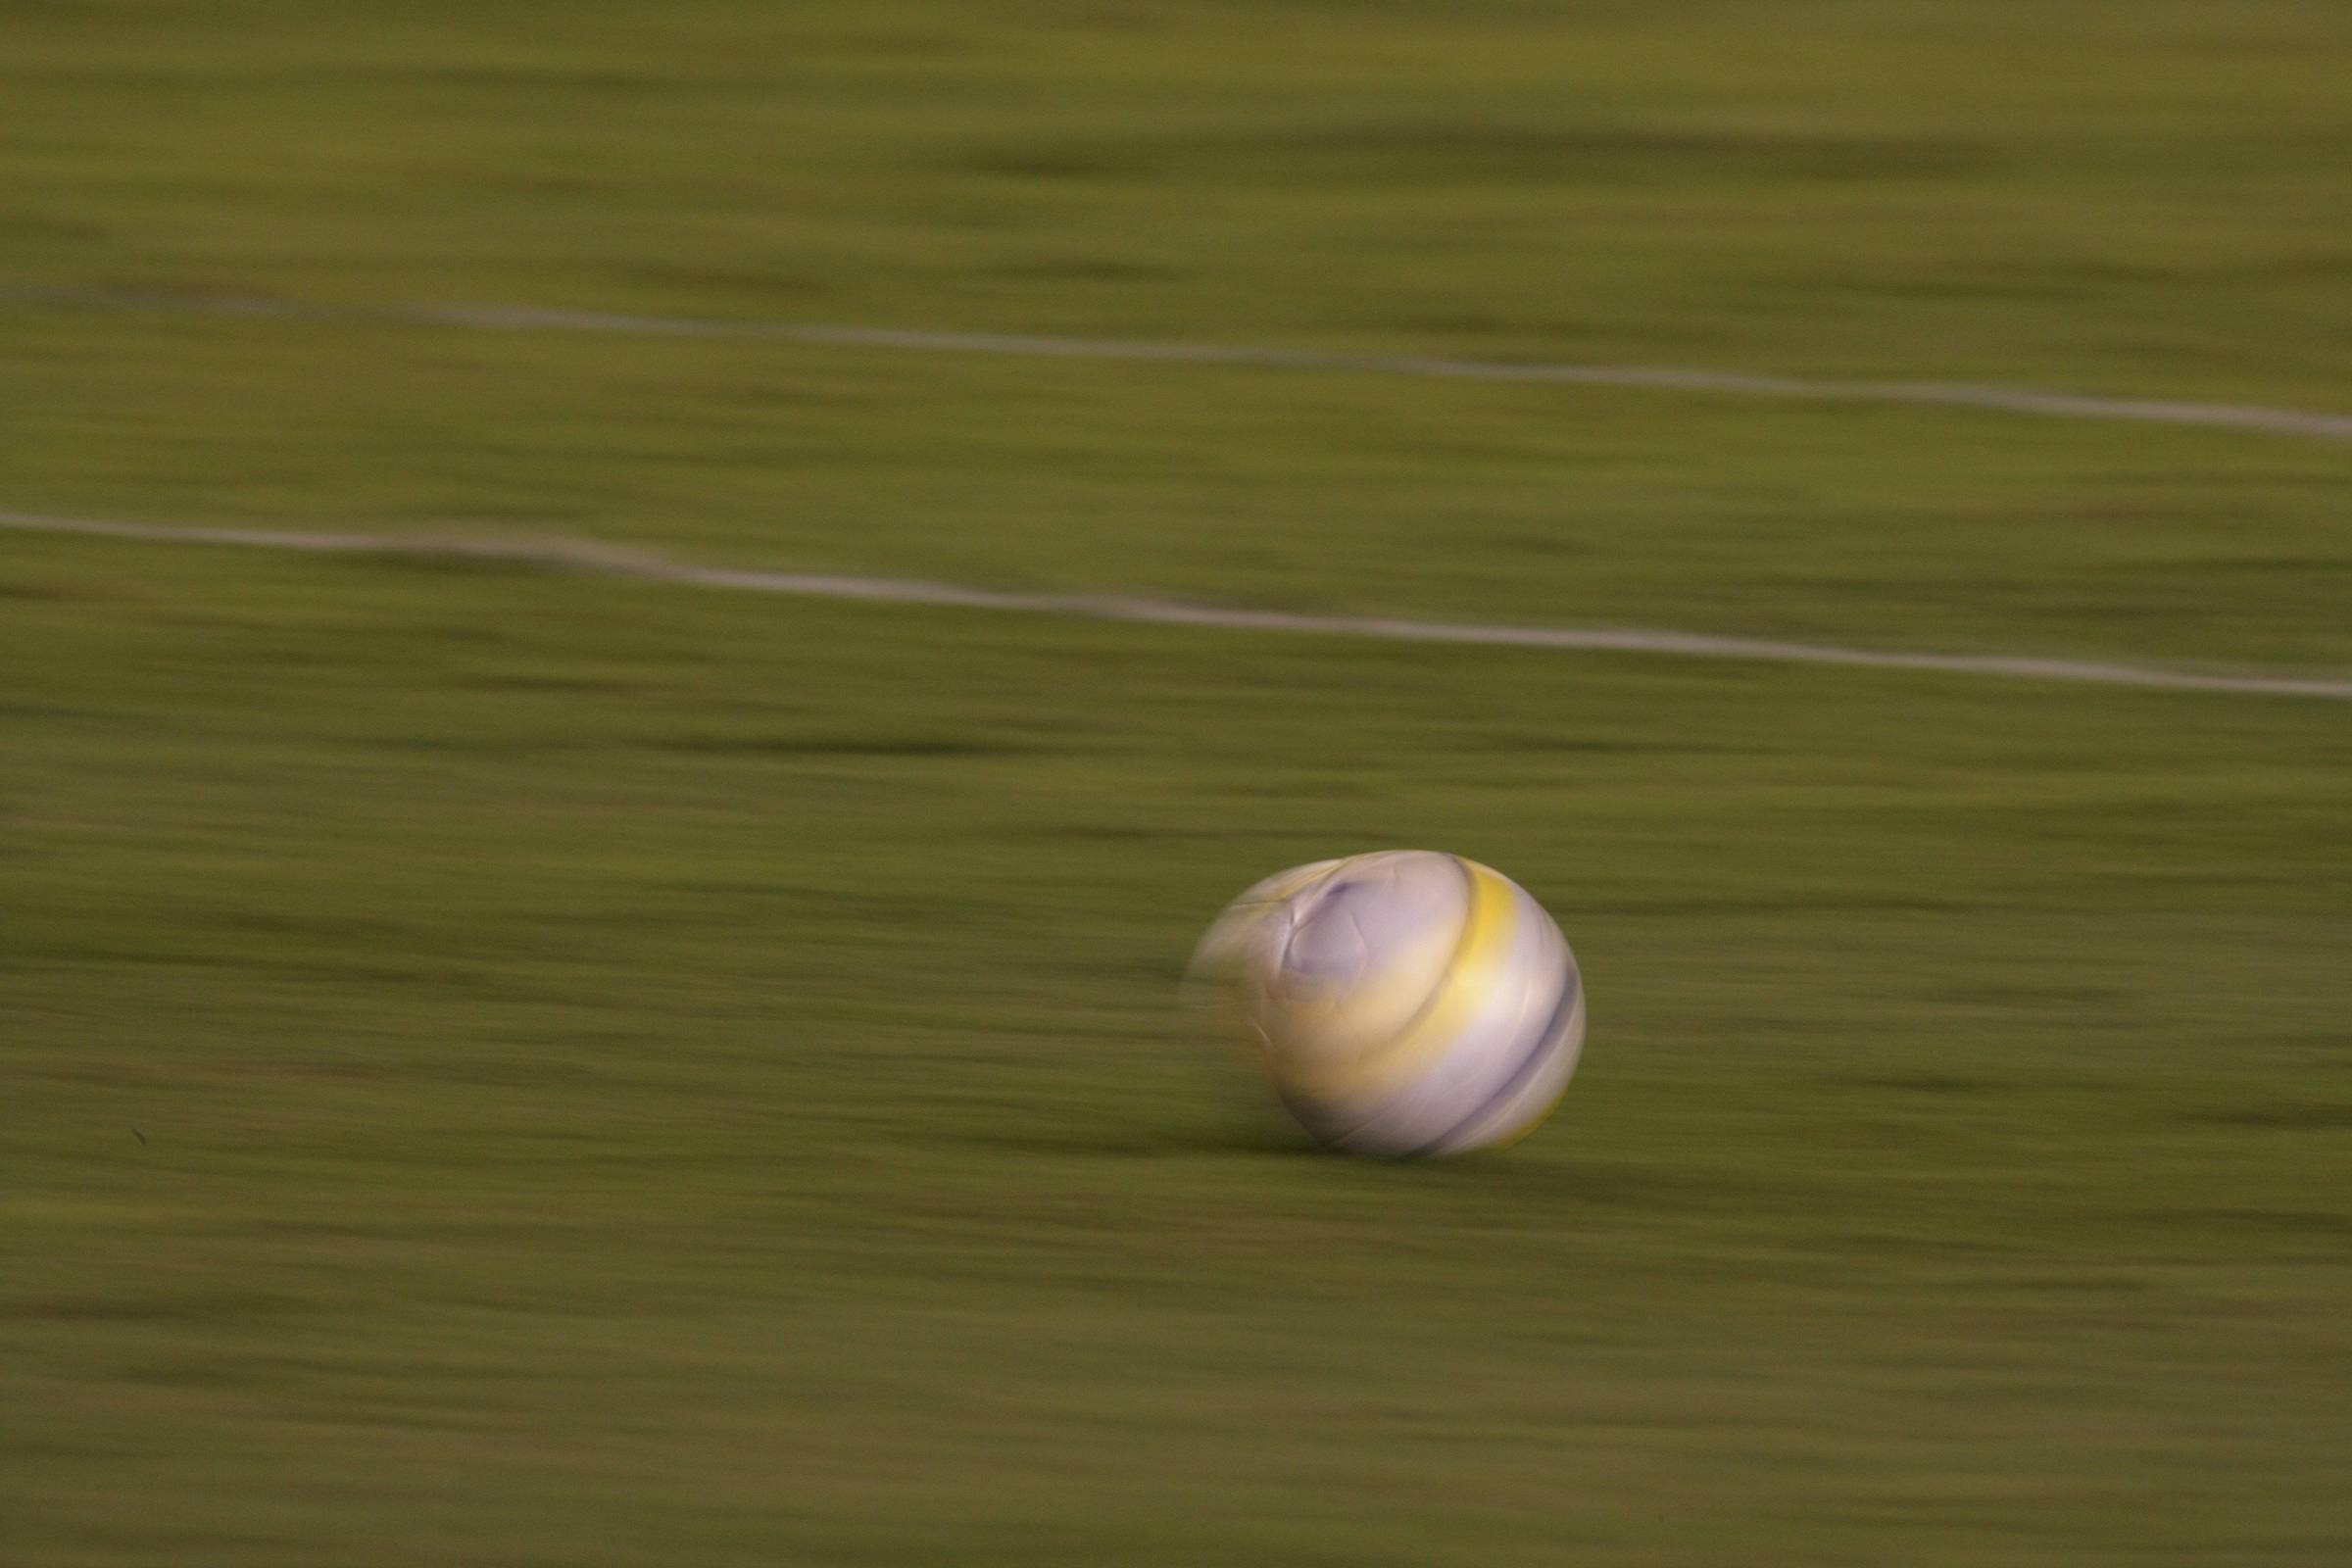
[7, 0, 2352, 405]
[7, 539, 2350, 1566]
[7, 0, 2349, 675]
[6, 2, 2352, 1563]
[9, 312, 2352, 671]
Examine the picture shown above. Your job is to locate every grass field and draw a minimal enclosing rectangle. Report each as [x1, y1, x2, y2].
[6, 3, 2352, 1565]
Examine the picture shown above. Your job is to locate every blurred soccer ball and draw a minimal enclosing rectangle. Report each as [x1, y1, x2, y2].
[1189, 851, 1585, 1156]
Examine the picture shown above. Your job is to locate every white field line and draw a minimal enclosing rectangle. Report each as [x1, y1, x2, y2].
[6, 508, 2349, 702]
[11, 285, 2352, 443]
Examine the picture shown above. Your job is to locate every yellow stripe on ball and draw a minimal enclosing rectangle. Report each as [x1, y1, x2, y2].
[1268, 856, 1518, 1106]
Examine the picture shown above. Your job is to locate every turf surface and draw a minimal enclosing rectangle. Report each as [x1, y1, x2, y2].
[11, 309, 2352, 673]
[8, 0, 2352, 404]
[5, 3, 2351, 1565]
[9, 539, 2351, 1565]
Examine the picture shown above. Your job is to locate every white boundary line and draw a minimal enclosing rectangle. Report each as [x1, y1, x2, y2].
[7, 508, 2348, 702]
[11, 285, 2352, 443]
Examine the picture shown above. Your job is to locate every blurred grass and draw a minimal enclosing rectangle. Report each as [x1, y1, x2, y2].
[5, 0, 2351, 670]
[7, 311, 2352, 669]
[6, 540, 2350, 1566]
[6, 2, 2352, 1564]
[3, 0, 2351, 402]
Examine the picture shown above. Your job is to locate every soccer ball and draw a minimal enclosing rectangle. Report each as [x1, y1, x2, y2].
[1189, 851, 1585, 1156]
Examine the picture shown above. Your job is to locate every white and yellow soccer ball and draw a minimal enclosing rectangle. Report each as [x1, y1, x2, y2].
[1189, 851, 1585, 1157]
